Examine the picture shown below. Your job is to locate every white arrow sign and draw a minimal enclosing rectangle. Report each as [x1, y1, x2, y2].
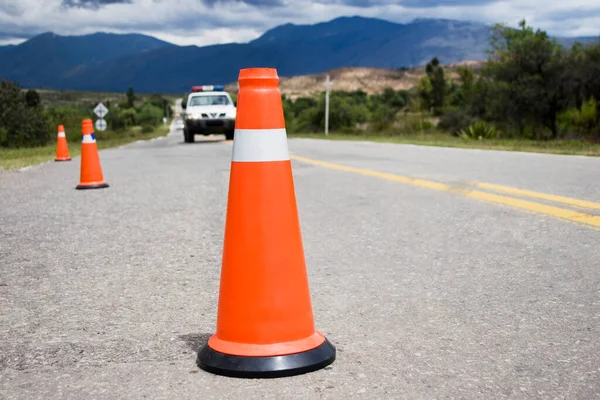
[94, 103, 109, 119]
[95, 118, 107, 132]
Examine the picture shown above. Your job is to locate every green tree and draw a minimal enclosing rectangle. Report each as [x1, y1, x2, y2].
[483, 19, 567, 138]
[452, 66, 475, 107]
[561, 42, 587, 110]
[580, 42, 600, 136]
[417, 75, 433, 112]
[25, 89, 41, 108]
[425, 57, 446, 114]
[0, 80, 51, 148]
[126, 87, 136, 108]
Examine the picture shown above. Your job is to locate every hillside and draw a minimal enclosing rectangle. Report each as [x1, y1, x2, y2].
[0, 44, 15, 54]
[223, 61, 486, 99]
[29, 62, 482, 108]
[0, 16, 595, 93]
[0, 32, 173, 89]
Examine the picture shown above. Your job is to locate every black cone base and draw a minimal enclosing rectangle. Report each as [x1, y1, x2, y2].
[76, 183, 109, 190]
[55, 158, 71, 162]
[197, 338, 336, 379]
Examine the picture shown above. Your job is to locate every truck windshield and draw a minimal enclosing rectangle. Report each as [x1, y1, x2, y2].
[189, 95, 230, 106]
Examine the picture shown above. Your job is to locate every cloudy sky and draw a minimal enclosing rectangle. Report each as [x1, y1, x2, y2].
[1, 0, 599, 46]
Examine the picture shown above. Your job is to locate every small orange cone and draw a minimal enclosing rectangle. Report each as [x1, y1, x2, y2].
[197, 68, 336, 378]
[76, 119, 109, 190]
[55, 125, 71, 162]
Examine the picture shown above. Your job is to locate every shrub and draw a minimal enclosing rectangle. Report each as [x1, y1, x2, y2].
[136, 103, 163, 127]
[0, 127, 7, 146]
[557, 97, 598, 137]
[392, 113, 431, 134]
[104, 110, 127, 131]
[295, 107, 321, 133]
[438, 108, 474, 135]
[119, 108, 137, 127]
[411, 119, 433, 131]
[458, 120, 500, 140]
[143, 94, 172, 119]
[380, 88, 408, 109]
[370, 104, 396, 132]
[291, 97, 318, 117]
[43, 104, 92, 143]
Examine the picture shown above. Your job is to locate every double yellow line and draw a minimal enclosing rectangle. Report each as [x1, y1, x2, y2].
[290, 155, 600, 230]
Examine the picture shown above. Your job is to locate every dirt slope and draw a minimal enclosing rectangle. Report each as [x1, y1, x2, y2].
[225, 61, 485, 98]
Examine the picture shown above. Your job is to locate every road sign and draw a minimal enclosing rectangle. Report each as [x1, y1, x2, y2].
[95, 118, 107, 132]
[94, 103, 109, 119]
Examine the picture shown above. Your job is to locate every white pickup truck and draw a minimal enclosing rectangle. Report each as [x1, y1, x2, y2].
[181, 85, 237, 142]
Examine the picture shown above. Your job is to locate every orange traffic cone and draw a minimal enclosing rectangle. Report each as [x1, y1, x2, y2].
[76, 119, 109, 190]
[197, 68, 336, 378]
[55, 125, 71, 161]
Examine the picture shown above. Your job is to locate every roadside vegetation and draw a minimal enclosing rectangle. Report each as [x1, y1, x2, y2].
[2, 19, 599, 165]
[283, 20, 600, 155]
[0, 82, 173, 169]
[0, 126, 170, 170]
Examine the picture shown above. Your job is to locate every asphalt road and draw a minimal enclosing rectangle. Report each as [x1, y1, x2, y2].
[1, 121, 599, 399]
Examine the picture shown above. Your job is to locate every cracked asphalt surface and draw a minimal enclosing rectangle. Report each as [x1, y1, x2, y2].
[1, 122, 599, 399]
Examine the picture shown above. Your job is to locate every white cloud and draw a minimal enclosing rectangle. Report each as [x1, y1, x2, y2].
[149, 27, 264, 46]
[0, 38, 25, 45]
[0, 0, 599, 47]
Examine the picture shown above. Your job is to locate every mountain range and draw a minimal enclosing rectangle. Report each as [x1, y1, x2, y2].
[0, 16, 596, 94]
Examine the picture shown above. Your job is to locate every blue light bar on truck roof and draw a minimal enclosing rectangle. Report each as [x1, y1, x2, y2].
[191, 85, 224, 92]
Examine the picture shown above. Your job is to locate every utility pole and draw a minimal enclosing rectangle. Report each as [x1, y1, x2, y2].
[324, 74, 334, 136]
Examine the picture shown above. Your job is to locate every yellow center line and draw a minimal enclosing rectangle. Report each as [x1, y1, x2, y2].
[468, 182, 600, 211]
[290, 155, 600, 230]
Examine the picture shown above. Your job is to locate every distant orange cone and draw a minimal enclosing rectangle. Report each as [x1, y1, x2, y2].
[55, 125, 71, 161]
[76, 119, 109, 190]
[197, 68, 336, 378]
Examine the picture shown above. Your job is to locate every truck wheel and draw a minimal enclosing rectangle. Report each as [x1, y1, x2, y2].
[184, 129, 195, 143]
[225, 130, 234, 141]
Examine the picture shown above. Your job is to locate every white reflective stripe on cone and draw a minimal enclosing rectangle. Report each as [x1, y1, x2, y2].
[231, 128, 290, 162]
[58, 132, 66, 138]
[82, 134, 96, 144]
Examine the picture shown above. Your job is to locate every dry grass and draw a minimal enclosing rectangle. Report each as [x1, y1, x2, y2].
[0, 125, 170, 171]
[24, 88, 182, 108]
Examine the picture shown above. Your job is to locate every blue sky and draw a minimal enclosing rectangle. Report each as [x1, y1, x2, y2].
[1, 0, 599, 46]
